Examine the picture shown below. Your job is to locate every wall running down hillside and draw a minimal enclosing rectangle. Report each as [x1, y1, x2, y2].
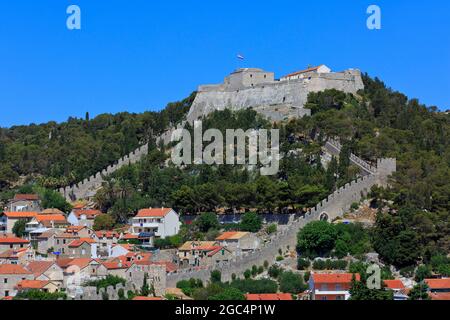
[166, 156, 396, 286]
[59, 144, 149, 201]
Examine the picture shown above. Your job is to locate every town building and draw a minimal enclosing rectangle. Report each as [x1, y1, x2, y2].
[3, 211, 38, 234]
[425, 278, 450, 300]
[383, 279, 408, 300]
[16, 280, 60, 294]
[309, 273, 360, 300]
[0, 235, 30, 252]
[67, 209, 103, 228]
[7, 194, 41, 212]
[280, 64, 331, 81]
[215, 231, 260, 255]
[0, 247, 35, 265]
[177, 241, 232, 267]
[131, 208, 181, 246]
[0, 264, 34, 298]
[246, 293, 293, 300]
[26, 214, 68, 233]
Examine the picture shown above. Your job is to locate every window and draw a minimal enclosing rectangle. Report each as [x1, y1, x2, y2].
[321, 296, 327, 301]
[336, 284, 342, 291]
[4, 290, 9, 297]
[321, 284, 328, 291]
[264, 74, 267, 78]
[3, 278, 7, 284]
[9, 244, 13, 249]
[336, 295, 344, 300]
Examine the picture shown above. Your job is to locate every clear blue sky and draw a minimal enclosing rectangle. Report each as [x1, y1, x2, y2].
[1, 0, 449, 127]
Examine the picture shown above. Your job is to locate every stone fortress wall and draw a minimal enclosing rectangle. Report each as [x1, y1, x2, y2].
[59, 144, 149, 201]
[165, 144, 396, 287]
[186, 68, 364, 122]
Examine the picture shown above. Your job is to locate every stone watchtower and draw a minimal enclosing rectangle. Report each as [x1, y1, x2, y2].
[223, 68, 275, 91]
[375, 158, 397, 187]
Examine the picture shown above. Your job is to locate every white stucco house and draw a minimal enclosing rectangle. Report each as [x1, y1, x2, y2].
[280, 64, 331, 81]
[131, 208, 181, 239]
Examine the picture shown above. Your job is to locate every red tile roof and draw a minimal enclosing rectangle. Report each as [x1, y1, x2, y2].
[429, 292, 450, 301]
[383, 279, 405, 290]
[13, 194, 39, 201]
[73, 209, 102, 218]
[0, 248, 28, 259]
[123, 233, 139, 240]
[95, 231, 120, 239]
[16, 280, 50, 290]
[66, 258, 92, 270]
[36, 214, 67, 223]
[0, 236, 30, 244]
[216, 231, 248, 240]
[282, 65, 325, 78]
[312, 273, 360, 284]
[425, 278, 450, 290]
[26, 261, 54, 277]
[0, 264, 32, 275]
[136, 208, 172, 218]
[4, 212, 38, 218]
[246, 293, 293, 301]
[68, 238, 96, 248]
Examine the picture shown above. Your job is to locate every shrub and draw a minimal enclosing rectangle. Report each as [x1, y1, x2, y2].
[266, 224, 277, 234]
[268, 265, 281, 279]
[231, 279, 278, 294]
[279, 271, 307, 294]
[244, 269, 251, 279]
[210, 270, 222, 283]
[297, 258, 311, 270]
[276, 256, 284, 261]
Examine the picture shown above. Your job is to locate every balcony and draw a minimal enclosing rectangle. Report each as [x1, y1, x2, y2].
[132, 222, 161, 229]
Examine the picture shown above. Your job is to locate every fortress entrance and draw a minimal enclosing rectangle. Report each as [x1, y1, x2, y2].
[319, 212, 329, 222]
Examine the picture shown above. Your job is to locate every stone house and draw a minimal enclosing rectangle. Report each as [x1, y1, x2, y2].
[7, 194, 41, 212]
[66, 238, 97, 259]
[177, 241, 231, 267]
[26, 260, 64, 287]
[66, 225, 95, 238]
[16, 279, 60, 294]
[0, 235, 30, 252]
[3, 211, 38, 234]
[31, 229, 64, 255]
[0, 247, 35, 265]
[126, 262, 167, 297]
[215, 231, 261, 255]
[53, 233, 80, 256]
[0, 264, 34, 298]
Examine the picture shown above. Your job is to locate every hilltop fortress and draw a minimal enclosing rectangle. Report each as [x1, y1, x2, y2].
[59, 64, 367, 201]
[186, 65, 365, 122]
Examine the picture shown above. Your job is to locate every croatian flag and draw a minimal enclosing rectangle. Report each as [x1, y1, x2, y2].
[237, 54, 245, 60]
